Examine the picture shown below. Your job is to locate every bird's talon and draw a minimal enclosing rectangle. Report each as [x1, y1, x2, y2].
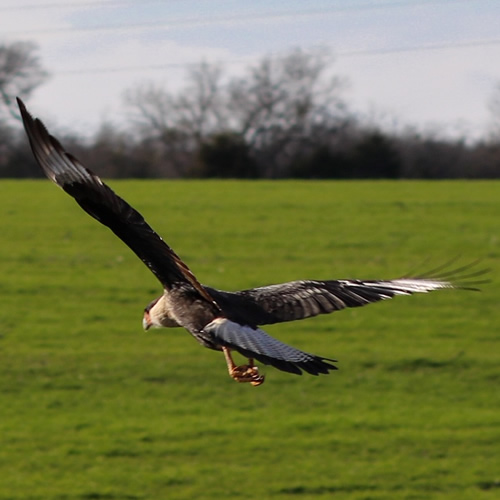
[250, 375, 265, 386]
[230, 364, 265, 386]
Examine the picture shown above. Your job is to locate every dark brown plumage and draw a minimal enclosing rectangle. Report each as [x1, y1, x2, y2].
[17, 98, 486, 386]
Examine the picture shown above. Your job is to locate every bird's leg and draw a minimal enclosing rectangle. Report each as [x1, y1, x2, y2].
[222, 347, 265, 386]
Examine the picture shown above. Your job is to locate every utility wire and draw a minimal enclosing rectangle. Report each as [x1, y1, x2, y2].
[0, 0, 480, 12]
[0, 0, 173, 11]
[54, 38, 500, 76]
[1, 0, 480, 35]
[339, 37, 500, 57]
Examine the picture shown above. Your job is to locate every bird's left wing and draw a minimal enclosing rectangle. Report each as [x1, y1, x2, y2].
[17, 98, 215, 304]
[208, 266, 486, 326]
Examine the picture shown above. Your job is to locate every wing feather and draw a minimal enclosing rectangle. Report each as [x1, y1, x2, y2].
[207, 266, 487, 326]
[18, 98, 216, 305]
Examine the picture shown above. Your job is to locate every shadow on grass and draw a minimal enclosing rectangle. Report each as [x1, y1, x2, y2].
[77, 494, 142, 500]
[385, 355, 470, 372]
[278, 484, 376, 495]
[477, 480, 500, 490]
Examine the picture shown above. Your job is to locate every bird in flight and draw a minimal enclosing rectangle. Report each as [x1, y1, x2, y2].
[18, 98, 485, 386]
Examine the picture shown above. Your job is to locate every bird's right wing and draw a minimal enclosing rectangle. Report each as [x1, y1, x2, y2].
[18, 98, 215, 305]
[202, 318, 337, 375]
[208, 264, 487, 326]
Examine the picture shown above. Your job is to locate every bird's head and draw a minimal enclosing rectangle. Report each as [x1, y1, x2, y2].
[143, 295, 180, 330]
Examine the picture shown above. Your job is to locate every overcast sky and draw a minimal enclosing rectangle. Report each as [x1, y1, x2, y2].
[3, 0, 500, 140]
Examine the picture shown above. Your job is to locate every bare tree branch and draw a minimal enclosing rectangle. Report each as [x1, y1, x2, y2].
[0, 41, 48, 121]
[123, 48, 349, 177]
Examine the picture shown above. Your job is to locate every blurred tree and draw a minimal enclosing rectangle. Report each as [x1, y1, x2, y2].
[290, 146, 352, 179]
[352, 132, 401, 178]
[80, 122, 154, 178]
[395, 131, 471, 178]
[125, 62, 225, 143]
[488, 82, 500, 138]
[123, 62, 224, 176]
[227, 47, 348, 177]
[124, 48, 349, 178]
[0, 41, 48, 177]
[0, 41, 48, 121]
[195, 132, 258, 178]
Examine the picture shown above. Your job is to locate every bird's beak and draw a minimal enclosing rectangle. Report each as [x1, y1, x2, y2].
[143, 313, 152, 331]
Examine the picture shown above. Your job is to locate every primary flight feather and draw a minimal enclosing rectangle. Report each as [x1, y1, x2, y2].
[17, 97, 485, 386]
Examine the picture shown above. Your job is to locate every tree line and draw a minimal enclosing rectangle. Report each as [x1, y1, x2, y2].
[1, 41, 499, 179]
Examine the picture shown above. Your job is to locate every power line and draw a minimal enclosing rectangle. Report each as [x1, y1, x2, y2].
[0, 0, 467, 12]
[0, 0, 174, 11]
[54, 38, 500, 77]
[4, 7, 370, 35]
[338, 37, 500, 57]
[2, 0, 480, 36]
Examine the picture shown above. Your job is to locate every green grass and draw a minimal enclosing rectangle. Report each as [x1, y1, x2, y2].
[0, 180, 498, 500]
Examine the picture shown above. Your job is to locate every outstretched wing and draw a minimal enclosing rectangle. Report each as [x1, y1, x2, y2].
[207, 264, 487, 326]
[18, 98, 215, 304]
[203, 318, 337, 375]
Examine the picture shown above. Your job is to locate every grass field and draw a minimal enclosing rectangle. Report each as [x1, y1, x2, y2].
[0, 180, 498, 500]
